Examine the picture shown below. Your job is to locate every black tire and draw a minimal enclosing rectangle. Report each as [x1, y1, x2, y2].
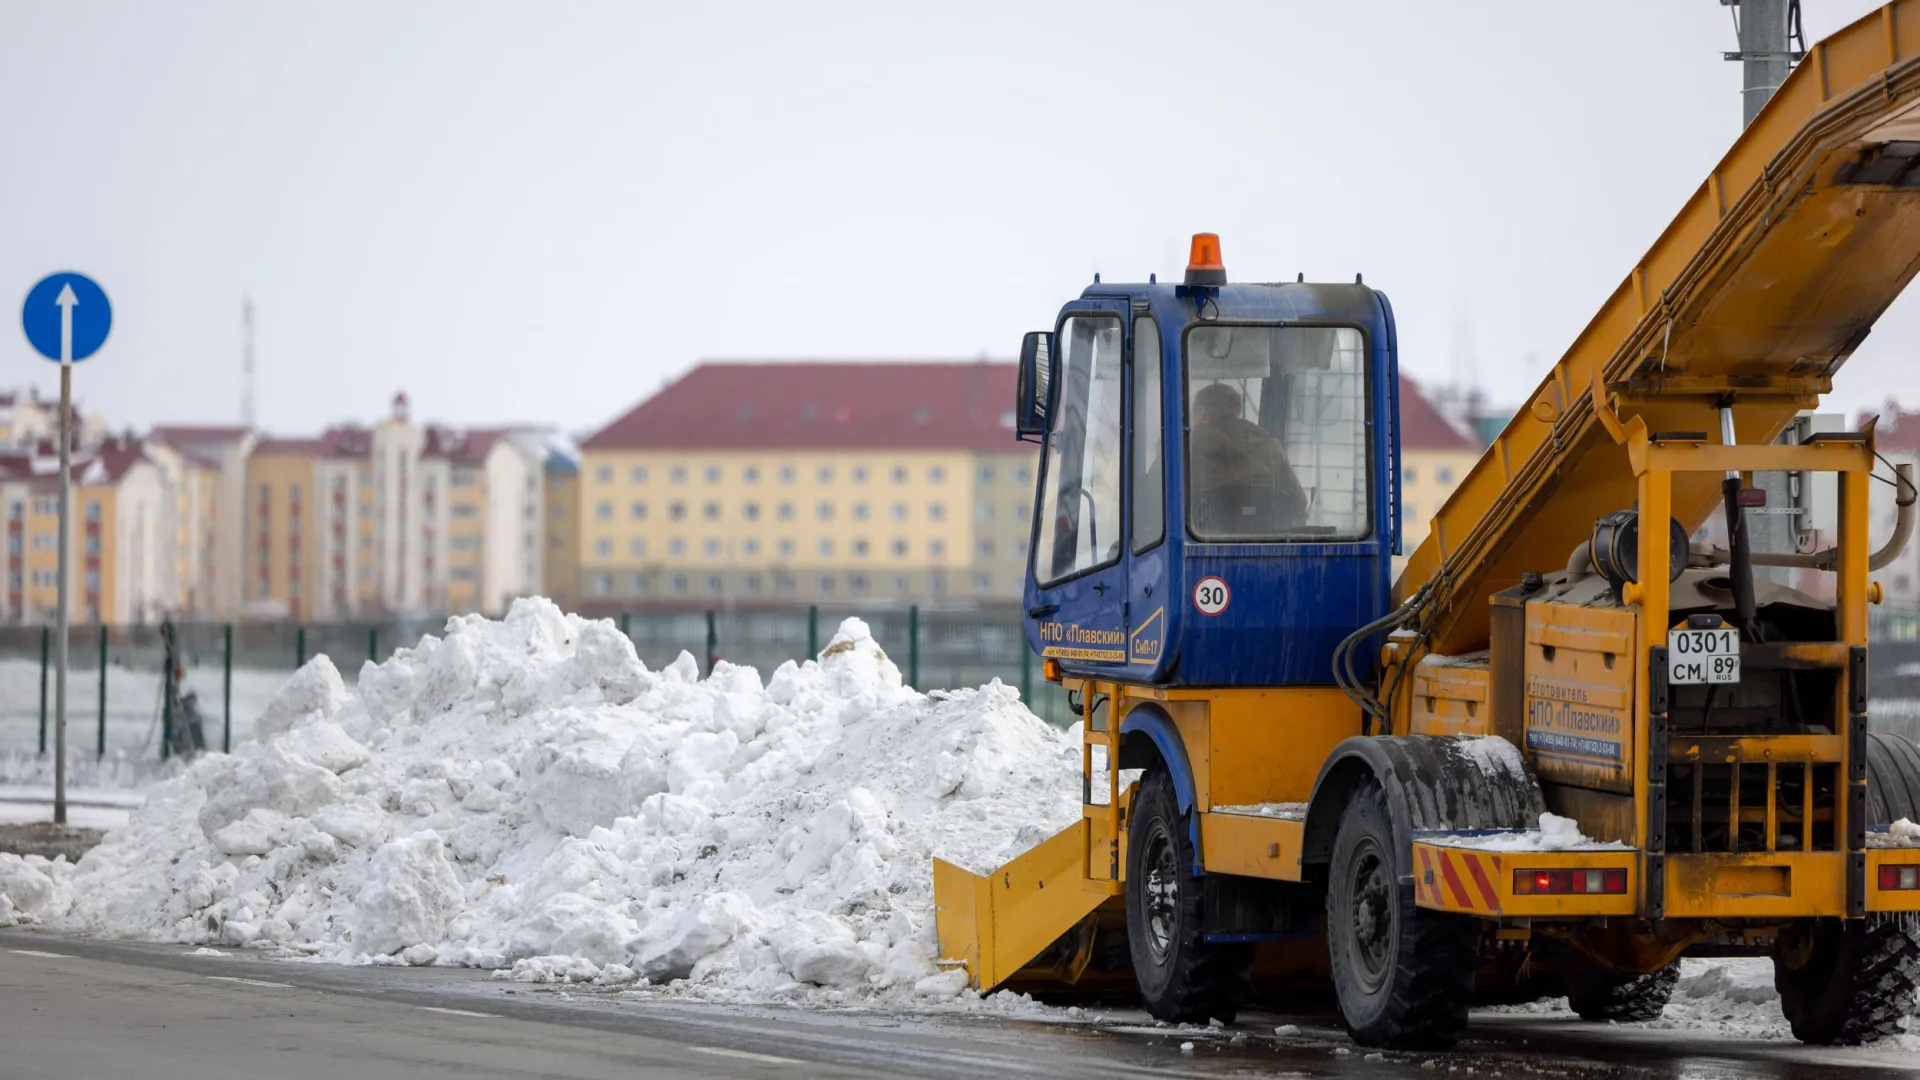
[1325, 779, 1479, 1049]
[1555, 949, 1679, 1022]
[1773, 732, 1920, 1045]
[1124, 769, 1250, 1024]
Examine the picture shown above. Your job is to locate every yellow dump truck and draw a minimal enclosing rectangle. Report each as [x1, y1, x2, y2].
[936, 2, 1920, 1049]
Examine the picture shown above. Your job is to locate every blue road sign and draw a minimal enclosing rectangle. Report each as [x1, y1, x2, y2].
[21, 272, 111, 363]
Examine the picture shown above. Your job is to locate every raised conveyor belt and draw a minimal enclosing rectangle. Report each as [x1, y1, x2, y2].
[1398, 2, 1920, 656]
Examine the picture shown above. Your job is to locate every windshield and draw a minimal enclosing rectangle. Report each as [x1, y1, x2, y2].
[1184, 324, 1370, 541]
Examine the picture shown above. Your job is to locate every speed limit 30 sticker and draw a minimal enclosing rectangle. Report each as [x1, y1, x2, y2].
[1193, 576, 1230, 616]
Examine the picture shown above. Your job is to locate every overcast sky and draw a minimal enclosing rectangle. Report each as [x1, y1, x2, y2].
[3, 1, 1912, 437]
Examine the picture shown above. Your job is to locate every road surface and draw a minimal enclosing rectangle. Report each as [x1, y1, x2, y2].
[0, 931, 1914, 1079]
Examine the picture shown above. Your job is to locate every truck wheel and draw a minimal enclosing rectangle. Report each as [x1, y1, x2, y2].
[1326, 779, 1478, 1048]
[1124, 769, 1249, 1024]
[1555, 949, 1679, 1022]
[1776, 732, 1920, 1045]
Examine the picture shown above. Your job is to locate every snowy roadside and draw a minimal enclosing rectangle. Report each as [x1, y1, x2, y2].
[0, 601, 1082, 1012]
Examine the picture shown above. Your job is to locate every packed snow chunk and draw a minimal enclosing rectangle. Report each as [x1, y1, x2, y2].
[255, 655, 351, 740]
[309, 797, 389, 849]
[352, 832, 464, 956]
[769, 911, 878, 987]
[1448, 735, 1529, 784]
[0, 854, 55, 917]
[564, 617, 651, 705]
[211, 808, 290, 857]
[197, 744, 343, 839]
[526, 738, 631, 838]
[630, 891, 760, 981]
[1432, 813, 1626, 852]
[276, 721, 372, 775]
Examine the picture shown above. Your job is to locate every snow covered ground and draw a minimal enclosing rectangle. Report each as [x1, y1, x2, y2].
[0, 601, 1081, 1007]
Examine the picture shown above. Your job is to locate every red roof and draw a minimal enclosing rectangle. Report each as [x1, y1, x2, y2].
[423, 427, 504, 466]
[584, 361, 1018, 452]
[1398, 376, 1477, 451]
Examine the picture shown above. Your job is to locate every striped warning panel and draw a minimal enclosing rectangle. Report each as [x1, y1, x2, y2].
[1413, 844, 1503, 916]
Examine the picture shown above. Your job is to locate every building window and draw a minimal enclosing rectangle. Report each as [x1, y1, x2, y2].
[778, 538, 795, 558]
[670, 466, 687, 484]
[891, 539, 908, 557]
[593, 573, 613, 595]
[928, 503, 945, 521]
[852, 466, 868, 483]
[891, 466, 907, 484]
[776, 574, 796, 595]
[891, 503, 907, 521]
[705, 465, 721, 483]
[1014, 501, 1029, 521]
[818, 575, 835, 594]
[778, 502, 794, 520]
[595, 539, 612, 557]
[745, 573, 761, 594]
[631, 501, 647, 520]
[629, 538, 646, 557]
[1402, 466, 1417, 484]
[817, 465, 833, 484]
[671, 574, 689, 594]
[1437, 466, 1454, 485]
[928, 466, 945, 483]
[976, 503, 994, 522]
[779, 466, 795, 484]
[669, 538, 686, 556]
[631, 573, 647, 594]
[631, 465, 648, 483]
[1015, 465, 1032, 484]
[704, 501, 721, 520]
[850, 573, 869, 594]
[703, 538, 721, 555]
[670, 501, 686, 521]
[743, 502, 760, 521]
[452, 468, 476, 488]
[744, 465, 760, 484]
[1405, 503, 1417, 522]
[452, 504, 478, 520]
[929, 570, 948, 596]
[852, 502, 869, 521]
[816, 502, 834, 521]
[596, 466, 612, 483]
[929, 539, 945, 558]
[852, 538, 869, 557]
[85, 501, 101, 523]
[978, 465, 995, 483]
[1015, 538, 1030, 557]
[978, 539, 995, 557]
[975, 573, 993, 595]
[596, 501, 612, 521]
[893, 575, 909, 595]
[706, 574, 723, 594]
[818, 538, 834, 556]
[743, 538, 760, 556]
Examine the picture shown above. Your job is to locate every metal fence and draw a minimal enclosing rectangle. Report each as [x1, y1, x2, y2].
[0, 605, 1074, 765]
[6, 600, 1920, 766]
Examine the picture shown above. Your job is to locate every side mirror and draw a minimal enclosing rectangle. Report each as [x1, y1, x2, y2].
[1016, 331, 1053, 438]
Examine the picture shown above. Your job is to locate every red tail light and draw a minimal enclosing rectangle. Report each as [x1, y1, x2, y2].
[1513, 868, 1627, 895]
[1879, 864, 1920, 891]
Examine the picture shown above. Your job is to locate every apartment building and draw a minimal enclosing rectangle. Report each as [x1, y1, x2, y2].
[572, 361, 1038, 608]
[0, 436, 170, 624]
[1395, 376, 1485, 566]
[148, 425, 256, 618]
[543, 449, 581, 612]
[246, 395, 548, 620]
[0, 390, 103, 449]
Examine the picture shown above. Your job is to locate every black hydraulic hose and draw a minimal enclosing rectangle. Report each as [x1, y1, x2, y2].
[1721, 475, 1760, 634]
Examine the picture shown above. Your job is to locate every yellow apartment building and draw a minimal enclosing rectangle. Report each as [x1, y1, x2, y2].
[1394, 376, 1486, 572]
[543, 454, 581, 612]
[1, 437, 169, 624]
[573, 361, 1037, 607]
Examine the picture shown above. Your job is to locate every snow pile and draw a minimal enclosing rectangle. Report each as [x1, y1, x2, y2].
[1430, 812, 1629, 853]
[1872, 818, 1920, 848]
[0, 601, 1081, 1003]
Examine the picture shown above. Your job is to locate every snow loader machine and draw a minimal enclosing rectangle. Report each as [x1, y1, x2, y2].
[933, 3, 1920, 1049]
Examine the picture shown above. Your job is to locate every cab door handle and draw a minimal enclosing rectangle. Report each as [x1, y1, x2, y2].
[1027, 604, 1058, 618]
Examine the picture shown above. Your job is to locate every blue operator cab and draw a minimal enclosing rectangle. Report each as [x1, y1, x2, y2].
[1015, 234, 1403, 688]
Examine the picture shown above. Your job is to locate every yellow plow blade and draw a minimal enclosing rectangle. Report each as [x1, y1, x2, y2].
[933, 819, 1125, 993]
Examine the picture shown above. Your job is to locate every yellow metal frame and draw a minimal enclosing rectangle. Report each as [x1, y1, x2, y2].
[932, 821, 1112, 991]
[1661, 852, 1847, 918]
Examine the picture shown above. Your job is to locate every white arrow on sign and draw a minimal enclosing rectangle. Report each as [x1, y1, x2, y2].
[54, 283, 77, 365]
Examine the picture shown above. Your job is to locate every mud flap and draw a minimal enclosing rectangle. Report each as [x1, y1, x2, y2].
[933, 819, 1124, 992]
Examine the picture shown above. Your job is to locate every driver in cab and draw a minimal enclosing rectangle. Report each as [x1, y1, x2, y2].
[1190, 382, 1307, 536]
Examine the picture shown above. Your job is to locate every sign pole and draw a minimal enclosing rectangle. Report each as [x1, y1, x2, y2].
[21, 273, 109, 831]
[53, 313, 72, 826]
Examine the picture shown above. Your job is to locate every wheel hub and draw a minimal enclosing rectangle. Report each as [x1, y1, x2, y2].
[1142, 822, 1180, 963]
[1346, 837, 1393, 993]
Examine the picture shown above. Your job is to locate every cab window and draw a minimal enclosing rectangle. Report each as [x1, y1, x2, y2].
[1131, 315, 1164, 553]
[1033, 315, 1124, 585]
[1184, 325, 1370, 541]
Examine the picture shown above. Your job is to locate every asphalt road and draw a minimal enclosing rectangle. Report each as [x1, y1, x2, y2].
[1, 931, 1916, 1080]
